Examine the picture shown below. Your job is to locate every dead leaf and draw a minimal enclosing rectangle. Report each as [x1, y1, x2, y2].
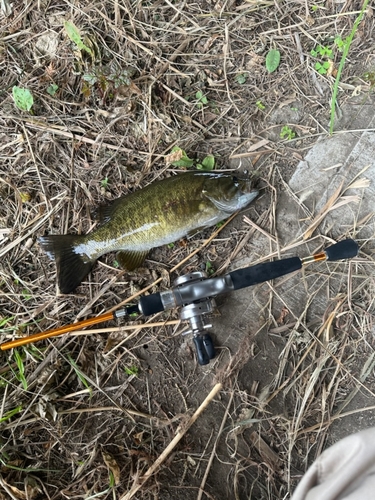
[102, 451, 121, 485]
[165, 148, 184, 165]
[0, 480, 40, 500]
[250, 431, 281, 470]
[133, 431, 144, 445]
[276, 307, 289, 325]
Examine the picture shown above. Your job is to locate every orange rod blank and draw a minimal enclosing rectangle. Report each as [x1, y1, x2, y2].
[0, 311, 115, 351]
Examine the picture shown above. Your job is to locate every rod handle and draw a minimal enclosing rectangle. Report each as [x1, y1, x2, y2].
[229, 257, 302, 291]
[325, 239, 358, 261]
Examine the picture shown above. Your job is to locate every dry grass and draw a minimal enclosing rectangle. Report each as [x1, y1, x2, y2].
[1, 1, 375, 499]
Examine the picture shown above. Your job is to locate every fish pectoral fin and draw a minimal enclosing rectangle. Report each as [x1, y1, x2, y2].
[116, 250, 149, 271]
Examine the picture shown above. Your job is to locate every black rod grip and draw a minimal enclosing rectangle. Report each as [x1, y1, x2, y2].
[229, 257, 302, 291]
[138, 293, 164, 316]
[325, 239, 358, 261]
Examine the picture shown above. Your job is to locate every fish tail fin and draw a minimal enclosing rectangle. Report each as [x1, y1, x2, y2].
[39, 234, 95, 294]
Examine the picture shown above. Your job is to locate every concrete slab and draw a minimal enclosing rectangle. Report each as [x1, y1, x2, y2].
[211, 104, 375, 447]
[287, 104, 375, 241]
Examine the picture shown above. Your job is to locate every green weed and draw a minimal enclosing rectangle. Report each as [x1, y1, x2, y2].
[256, 100, 266, 111]
[47, 83, 59, 96]
[12, 349, 28, 390]
[235, 73, 247, 84]
[205, 261, 215, 276]
[124, 365, 139, 376]
[82, 65, 133, 101]
[265, 49, 280, 73]
[195, 90, 208, 108]
[197, 155, 215, 171]
[168, 146, 215, 171]
[330, 0, 370, 133]
[311, 44, 333, 75]
[101, 177, 110, 189]
[0, 317, 14, 328]
[67, 355, 92, 394]
[64, 20, 94, 58]
[280, 126, 296, 140]
[12, 86, 34, 112]
[169, 146, 194, 168]
[0, 405, 22, 424]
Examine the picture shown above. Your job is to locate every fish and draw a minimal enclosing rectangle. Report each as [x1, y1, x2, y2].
[39, 170, 258, 294]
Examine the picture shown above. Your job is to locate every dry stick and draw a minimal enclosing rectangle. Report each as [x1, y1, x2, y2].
[0, 194, 66, 258]
[0, 477, 19, 500]
[303, 167, 369, 240]
[2, 116, 143, 154]
[197, 390, 234, 500]
[120, 382, 223, 500]
[2, 406, 169, 431]
[223, 24, 239, 114]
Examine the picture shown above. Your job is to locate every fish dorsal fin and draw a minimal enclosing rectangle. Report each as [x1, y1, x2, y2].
[116, 250, 149, 271]
[97, 197, 125, 224]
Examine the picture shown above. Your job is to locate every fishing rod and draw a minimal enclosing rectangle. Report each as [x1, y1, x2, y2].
[0, 239, 358, 364]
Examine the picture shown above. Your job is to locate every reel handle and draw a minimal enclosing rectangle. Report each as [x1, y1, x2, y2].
[193, 334, 215, 366]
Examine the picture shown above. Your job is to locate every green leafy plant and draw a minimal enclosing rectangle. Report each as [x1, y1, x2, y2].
[101, 177, 110, 189]
[168, 147, 215, 170]
[315, 61, 331, 75]
[197, 155, 215, 171]
[169, 146, 194, 168]
[235, 73, 247, 84]
[167, 242, 175, 249]
[82, 65, 133, 101]
[124, 365, 139, 376]
[311, 45, 333, 59]
[64, 20, 93, 57]
[205, 261, 215, 276]
[311, 44, 334, 75]
[21, 289, 32, 301]
[256, 100, 266, 111]
[195, 90, 208, 108]
[12, 86, 34, 112]
[47, 83, 59, 96]
[265, 49, 281, 73]
[280, 126, 296, 140]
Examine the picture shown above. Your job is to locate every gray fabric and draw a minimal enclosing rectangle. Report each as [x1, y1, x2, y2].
[291, 428, 375, 500]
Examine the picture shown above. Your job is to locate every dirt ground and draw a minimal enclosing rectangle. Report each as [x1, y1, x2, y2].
[1, 1, 375, 499]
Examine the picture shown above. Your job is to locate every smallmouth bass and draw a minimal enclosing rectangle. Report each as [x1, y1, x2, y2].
[39, 171, 258, 293]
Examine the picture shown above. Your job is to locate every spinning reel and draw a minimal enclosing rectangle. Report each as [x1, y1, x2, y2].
[175, 271, 216, 365]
